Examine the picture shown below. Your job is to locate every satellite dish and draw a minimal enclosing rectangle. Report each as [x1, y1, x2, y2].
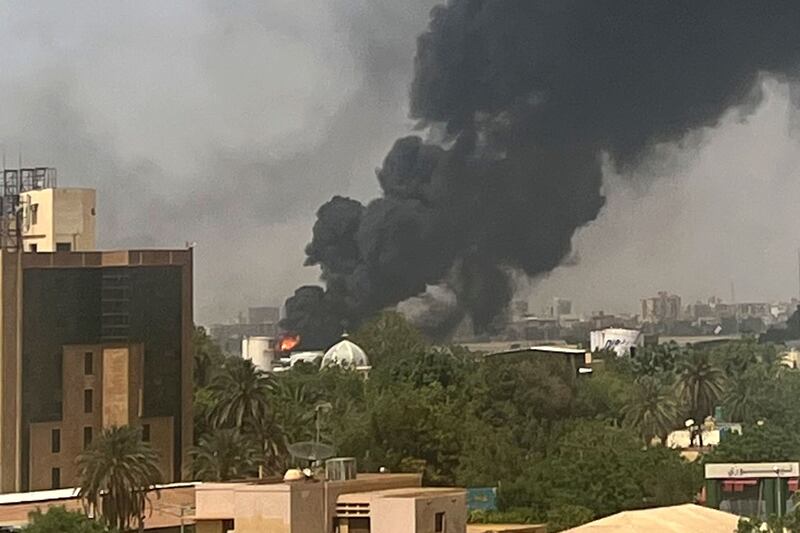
[287, 441, 336, 464]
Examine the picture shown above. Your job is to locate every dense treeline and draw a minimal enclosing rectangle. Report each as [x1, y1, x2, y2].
[192, 316, 800, 530]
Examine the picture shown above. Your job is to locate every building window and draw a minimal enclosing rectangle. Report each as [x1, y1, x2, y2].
[84, 352, 93, 375]
[30, 204, 38, 225]
[336, 518, 370, 533]
[141, 424, 150, 442]
[51, 429, 60, 453]
[56, 242, 71, 252]
[29, 243, 37, 253]
[222, 519, 235, 532]
[84, 389, 93, 413]
[51, 468, 60, 489]
[435, 512, 445, 533]
[83, 427, 93, 449]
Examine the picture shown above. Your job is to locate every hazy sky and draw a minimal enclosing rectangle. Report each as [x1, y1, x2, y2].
[1, 2, 799, 324]
[527, 79, 800, 316]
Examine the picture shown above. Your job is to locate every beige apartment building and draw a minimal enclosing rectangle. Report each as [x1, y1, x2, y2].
[28, 343, 175, 490]
[194, 472, 467, 533]
[21, 187, 96, 252]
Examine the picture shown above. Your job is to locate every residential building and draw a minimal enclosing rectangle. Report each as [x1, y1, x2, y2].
[194, 469, 467, 533]
[641, 292, 682, 323]
[247, 306, 280, 325]
[549, 298, 572, 319]
[510, 300, 529, 320]
[21, 187, 96, 253]
[210, 305, 280, 355]
[589, 328, 643, 357]
[0, 249, 193, 492]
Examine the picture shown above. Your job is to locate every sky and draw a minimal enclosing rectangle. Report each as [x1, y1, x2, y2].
[1, 2, 799, 324]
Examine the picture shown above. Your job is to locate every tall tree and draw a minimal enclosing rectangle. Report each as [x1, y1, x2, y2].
[77, 426, 162, 532]
[190, 428, 259, 481]
[208, 357, 275, 428]
[622, 376, 680, 445]
[351, 311, 426, 368]
[676, 349, 724, 425]
[208, 358, 287, 475]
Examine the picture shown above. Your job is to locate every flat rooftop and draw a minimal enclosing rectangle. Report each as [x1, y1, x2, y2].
[0, 482, 198, 529]
[486, 345, 587, 357]
[21, 249, 192, 269]
[338, 487, 465, 502]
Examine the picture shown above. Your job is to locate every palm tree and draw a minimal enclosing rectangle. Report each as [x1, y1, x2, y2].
[250, 409, 290, 476]
[272, 381, 315, 443]
[207, 358, 287, 475]
[208, 357, 275, 428]
[622, 376, 680, 445]
[676, 349, 725, 436]
[190, 428, 259, 481]
[77, 426, 162, 532]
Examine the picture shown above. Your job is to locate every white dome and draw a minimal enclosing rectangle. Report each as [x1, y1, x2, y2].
[321, 336, 369, 369]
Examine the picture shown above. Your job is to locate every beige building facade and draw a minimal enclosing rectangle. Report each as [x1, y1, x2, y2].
[194, 473, 467, 533]
[21, 188, 96, 252]
[28, 344, 174, 491]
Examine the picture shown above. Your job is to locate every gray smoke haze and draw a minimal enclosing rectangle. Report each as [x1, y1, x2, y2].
[283, 0, 800, 346]
[0, 0, 436, 323]
[528, 79, 800, 316]
[6, 1, 800, 334]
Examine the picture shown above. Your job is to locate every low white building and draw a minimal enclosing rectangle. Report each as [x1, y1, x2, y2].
[590, 328, 643, 357]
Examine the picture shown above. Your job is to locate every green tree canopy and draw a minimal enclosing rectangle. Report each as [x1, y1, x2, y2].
[705, 424, 800, 463]
[190, 428, 259, 481]
[22, 507, 112, 533]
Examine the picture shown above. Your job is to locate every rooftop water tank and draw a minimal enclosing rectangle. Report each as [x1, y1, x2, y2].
[326, 457, 357, 481]
[241, 336, 275, 372]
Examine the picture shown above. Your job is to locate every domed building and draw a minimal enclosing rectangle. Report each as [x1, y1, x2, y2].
[321, 335, 371, 373]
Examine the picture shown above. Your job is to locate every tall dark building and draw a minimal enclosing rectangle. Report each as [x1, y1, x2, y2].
[0, 249, 193, 492]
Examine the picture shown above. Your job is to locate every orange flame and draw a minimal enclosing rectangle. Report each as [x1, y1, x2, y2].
[279, 334, 301, 353]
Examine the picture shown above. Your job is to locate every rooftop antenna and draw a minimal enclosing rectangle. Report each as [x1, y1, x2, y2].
[286, 402, 335, 469]
[797, 248, 800, 301]
[730, 280, 736, 304]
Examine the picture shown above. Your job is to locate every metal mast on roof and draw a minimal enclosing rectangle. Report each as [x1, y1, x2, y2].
[0, 144, 57, 250]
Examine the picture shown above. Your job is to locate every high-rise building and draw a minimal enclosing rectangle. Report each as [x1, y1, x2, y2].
[641, 292, 682, 322]
[0, 249, 193, 492]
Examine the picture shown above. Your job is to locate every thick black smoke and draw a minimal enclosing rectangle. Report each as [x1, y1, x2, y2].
[283, 0, 800, 347]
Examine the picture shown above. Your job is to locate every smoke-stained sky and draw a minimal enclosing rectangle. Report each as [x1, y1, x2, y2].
[0, 0, 436, 323]
[2, 2, 800, 324]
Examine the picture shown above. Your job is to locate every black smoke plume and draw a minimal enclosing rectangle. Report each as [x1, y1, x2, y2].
[282, 0, 800, 348]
